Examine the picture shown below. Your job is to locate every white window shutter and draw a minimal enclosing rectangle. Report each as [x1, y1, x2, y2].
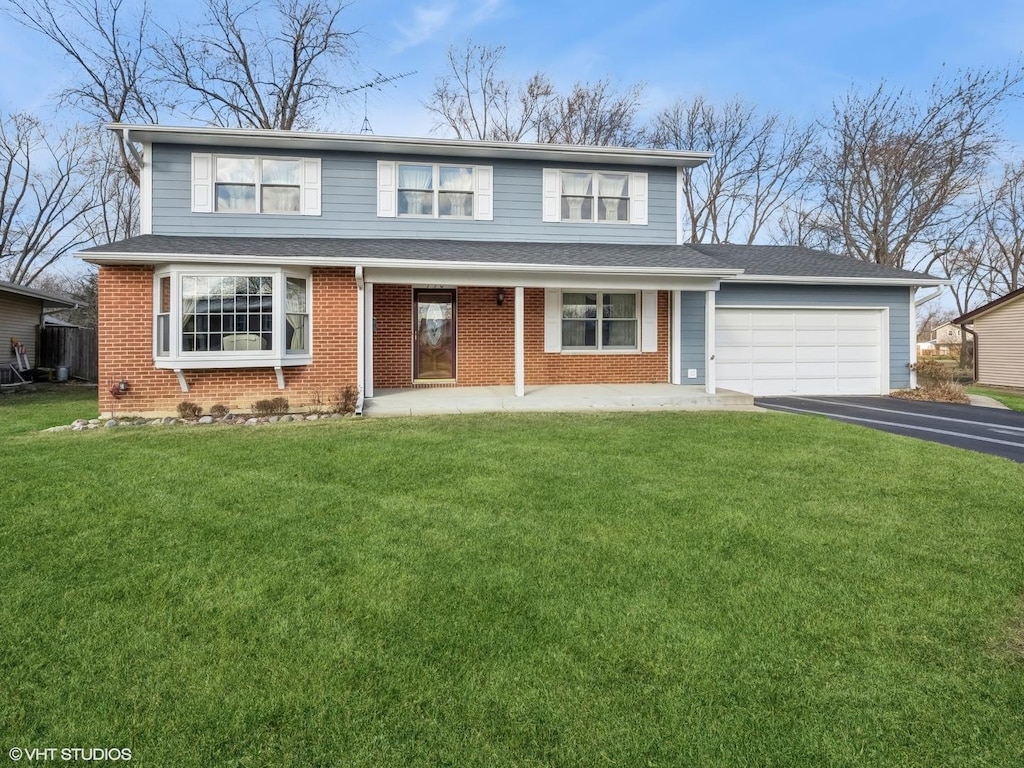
[377, 160, 396, 217]
[544, 289, 562, 352]
[542, 169, 560, 222]
[474, 165, 493, 220]
[631, 172, 648, 226]
[641, 290, 658, 352]
[192, 153, 213, 213]
[301, 158, 321, 216]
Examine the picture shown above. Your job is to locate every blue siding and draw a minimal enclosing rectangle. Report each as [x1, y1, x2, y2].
[680, 291, 706, 386]
[151, 143, 678, 244]
[715, 283, 913, 389]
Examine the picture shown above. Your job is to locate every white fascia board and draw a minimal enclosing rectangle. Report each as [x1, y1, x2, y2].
[725, 274, 950, 287]
[364, 268, 722, 291]
[78, 250, 742, 279]
[105, 123, 712, 169]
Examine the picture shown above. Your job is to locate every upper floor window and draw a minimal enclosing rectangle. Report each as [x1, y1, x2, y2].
[542, 169, 648, 225]
[378, 160, 493, 221]
[191, 153, 321, 216]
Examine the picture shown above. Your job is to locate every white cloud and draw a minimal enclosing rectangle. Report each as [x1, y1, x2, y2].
[393, 2, 457, 52]
[469, 0, 502, 25]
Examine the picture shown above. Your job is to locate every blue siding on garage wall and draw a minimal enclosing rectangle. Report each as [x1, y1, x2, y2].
[714, 283, 913, 389]
[680, 291, 706, 386]
[150, 143, 678, 244]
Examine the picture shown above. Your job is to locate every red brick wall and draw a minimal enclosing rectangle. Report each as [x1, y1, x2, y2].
[372, 285, 667, 388]
[524, 288, 669, 385]
[97, 265, 358, 416]
[371, 284, 412, 388]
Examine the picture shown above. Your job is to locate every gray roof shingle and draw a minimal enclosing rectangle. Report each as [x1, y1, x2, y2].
[80, 235, 944, 282]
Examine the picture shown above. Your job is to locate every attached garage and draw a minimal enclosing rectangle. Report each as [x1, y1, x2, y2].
[715, 307, 888, 396]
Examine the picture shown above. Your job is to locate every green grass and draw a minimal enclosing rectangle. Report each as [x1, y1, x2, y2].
[969, 385, 1024, 412]
[0, 384, 98, 438]
[2, 390, 1024, 766]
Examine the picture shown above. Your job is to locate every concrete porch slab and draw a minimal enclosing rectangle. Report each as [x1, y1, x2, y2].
[363, 384, 756, 417]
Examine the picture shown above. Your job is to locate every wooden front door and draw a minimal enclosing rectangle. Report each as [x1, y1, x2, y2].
[413, 289, 456, 380]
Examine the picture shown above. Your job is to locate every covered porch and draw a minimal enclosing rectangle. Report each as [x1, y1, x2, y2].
[362, 383, 755, 417]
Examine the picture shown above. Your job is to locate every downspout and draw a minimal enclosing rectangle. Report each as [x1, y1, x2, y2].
[354, 266, 365, 416]
[121, 127, 144, 168]
[960, 323, 979, 382]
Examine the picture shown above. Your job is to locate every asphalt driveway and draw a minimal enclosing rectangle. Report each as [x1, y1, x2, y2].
[756, 396, 1024, 463]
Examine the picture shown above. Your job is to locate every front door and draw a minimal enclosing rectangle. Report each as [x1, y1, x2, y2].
[413, 289, 456, 380]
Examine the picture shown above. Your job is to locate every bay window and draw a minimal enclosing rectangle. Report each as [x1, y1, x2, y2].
[153, 267, 311, 367]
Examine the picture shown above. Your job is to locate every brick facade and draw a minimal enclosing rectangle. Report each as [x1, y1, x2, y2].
[97, 265, 358, 416]
[373, 286, 668, 389]
[100, 269, 668, 414]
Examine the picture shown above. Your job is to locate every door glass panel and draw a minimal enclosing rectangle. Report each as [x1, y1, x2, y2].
[414, 290, 455, 379]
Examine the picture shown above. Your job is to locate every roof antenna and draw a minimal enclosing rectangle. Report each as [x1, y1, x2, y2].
[360, 92, 373, 135]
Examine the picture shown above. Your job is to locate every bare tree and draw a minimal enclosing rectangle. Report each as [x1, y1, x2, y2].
[801, 66, 1023, 270]
[651, 96, 816, 243]
[3, 0, 160, 186]
[159, 0, 360, 130]
[425, 40, 644, 146]
[980, 160, 1024, 294]
[538, 80, 646, 147]
[0, 114, 101, 285]
[426, 40, 553, 141]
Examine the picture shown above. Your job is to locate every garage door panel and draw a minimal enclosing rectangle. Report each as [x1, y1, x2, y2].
[794, 311, 839, 329]
[795, 329, 838, 346]
[753, 328, 794, 345]
[837, 344, 880, 363]
[795, 345, 837, 363]
[715, 308, 885, 396]
[752, 345, 800, 363]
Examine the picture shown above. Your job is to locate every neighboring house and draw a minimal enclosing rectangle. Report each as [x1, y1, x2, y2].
[0, 280, 79, 382]
[933, 322, 962, 345]
[954, 287, 1024, 388]
[79, 124, 946, 416]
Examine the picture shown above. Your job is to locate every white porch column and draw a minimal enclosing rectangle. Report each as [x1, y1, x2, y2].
[705, 289, 716, 395]
[670, 290, 683, 385]
[514, 286, 525, 397]
[364, 281, 374, 398]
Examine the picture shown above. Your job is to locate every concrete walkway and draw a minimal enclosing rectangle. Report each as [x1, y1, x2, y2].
[363, 384, 755, 417]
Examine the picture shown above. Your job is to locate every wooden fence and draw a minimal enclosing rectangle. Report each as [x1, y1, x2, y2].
[38, 326, 98, 382]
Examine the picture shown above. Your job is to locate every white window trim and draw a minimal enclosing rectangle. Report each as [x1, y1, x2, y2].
[377, 161, 493, 221]
[544, 289, 659, 353]
[152, 265, 313, 370]
[558, 289, 642, 353]
[191, 152, 321, 216]
[542, 169, 648, 225]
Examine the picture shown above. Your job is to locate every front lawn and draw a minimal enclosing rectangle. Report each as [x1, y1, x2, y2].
[2, 396, 1023, 766]
[969, 385, 1024, 412]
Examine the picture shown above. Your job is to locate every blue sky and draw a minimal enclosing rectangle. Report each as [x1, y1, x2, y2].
[1, 0, 1023, 150]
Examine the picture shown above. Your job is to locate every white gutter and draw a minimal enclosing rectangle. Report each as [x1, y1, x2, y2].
[78, 250, 745, 278]
[121, 127, 144, 168]
[106, 123, 712, 169]
[728, 274, 950, 287]
[915, 286, 944, 304]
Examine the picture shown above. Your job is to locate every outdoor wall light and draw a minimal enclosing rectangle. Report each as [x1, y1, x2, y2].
[110, 379, 130, 398]
[496, 287, 505, 306]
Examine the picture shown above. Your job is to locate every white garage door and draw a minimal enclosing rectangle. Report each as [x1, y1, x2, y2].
[715, 308, 886, 396]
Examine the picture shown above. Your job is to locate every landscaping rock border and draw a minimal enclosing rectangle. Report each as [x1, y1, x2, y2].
[46, 412, 351, 432]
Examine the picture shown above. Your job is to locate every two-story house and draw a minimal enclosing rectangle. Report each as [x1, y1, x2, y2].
[80, 124, 945, 416]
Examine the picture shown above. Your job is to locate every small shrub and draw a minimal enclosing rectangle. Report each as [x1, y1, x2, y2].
[209, 404, 229, 418]
[176, 401, 202, 419]
[306, 390, 326, 415]
[252, 396, 289, 417]
[911, 359, 954, 387]
[329, 385, 359, 415]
